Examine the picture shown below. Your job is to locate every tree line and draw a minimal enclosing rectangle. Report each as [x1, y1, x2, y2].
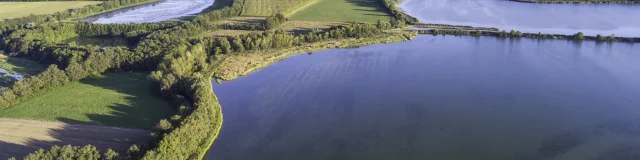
[0, 0, 156, 34]
[380, 0, 419, 24]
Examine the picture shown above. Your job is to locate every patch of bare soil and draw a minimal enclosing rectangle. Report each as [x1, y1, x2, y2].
[0, 118, 149, 159]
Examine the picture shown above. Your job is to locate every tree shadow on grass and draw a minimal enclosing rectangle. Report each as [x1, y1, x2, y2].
[0, 141, 34, 159]
[345, 0, 392, 15]
[53, 72, 174, 129]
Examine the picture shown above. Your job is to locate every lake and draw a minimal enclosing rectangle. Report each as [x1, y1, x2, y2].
[80, 0, 215, 24]
[398, 0, 640, 37]
[207, 35, 640, 160]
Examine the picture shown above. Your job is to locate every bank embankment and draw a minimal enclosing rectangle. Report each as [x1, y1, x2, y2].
[411, 23, 499, 31]
[416, 29, 640, 43]
[214, 30, 417, 81]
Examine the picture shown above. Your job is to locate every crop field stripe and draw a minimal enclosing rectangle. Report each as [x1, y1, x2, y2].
[284, 0, 322, 17]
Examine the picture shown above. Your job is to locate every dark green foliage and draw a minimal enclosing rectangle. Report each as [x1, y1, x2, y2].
[575, 32, 584, 40]
[597, 34, 605, 41]
[264, 12, 287, 30]
[23, 145, 101, 160]
[380, 0, 419, 24]
[155, 119, 173, 132]
[126, 145, 141, 160]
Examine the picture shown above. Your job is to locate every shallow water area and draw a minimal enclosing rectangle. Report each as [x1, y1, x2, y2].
[81, 0, 215, 24]
[398, 0, 640, 37]
[207, 35, 640, 160]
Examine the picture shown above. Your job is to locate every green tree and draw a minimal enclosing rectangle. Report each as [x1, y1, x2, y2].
[219, 38, 232, 54]
[103, 149, 120, 160]
[126, 145, 140, 160]
[575, 32, 584, 40]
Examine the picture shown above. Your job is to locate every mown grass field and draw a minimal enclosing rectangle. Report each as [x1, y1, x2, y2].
[289, 0, 391, 23]
[0, 1, 102, 20]
[0, 72, 174, 129]
[240, 0, 317, 16]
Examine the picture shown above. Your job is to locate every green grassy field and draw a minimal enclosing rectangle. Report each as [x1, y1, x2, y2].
[0, 1, 102, 20]
[241, 0, 317, 16]
[0, 54, 45, 77]
[289, 0, 391, 23]
[0, 72, 174, 129]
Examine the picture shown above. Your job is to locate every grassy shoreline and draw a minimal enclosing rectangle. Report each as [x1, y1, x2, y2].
[415, 29, 640, 42]
[506, 0, 640, 4]
[214, 30, 416, 81]
[195, 68, 224, 160]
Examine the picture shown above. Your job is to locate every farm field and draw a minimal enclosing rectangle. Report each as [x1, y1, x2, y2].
[289, 0, 391, 23]
[0, 118, 149, 159]
[0, 72, 174, 129]
[0, 1, 102, 20]
[0, 54, 45, 77]
[240, 0, 317, 16]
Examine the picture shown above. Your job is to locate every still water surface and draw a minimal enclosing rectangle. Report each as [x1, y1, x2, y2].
[81, 0, 215, 24]
[208, 35, 640, 160]
[398, 0, 640, 37]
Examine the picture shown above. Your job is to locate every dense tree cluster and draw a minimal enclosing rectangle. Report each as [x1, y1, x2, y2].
[219, 23, 264, 31]
[264, 12, 287, 30]
[18, 144, 140, 160]
[380, 0, 419, 24]
[75, 22, 180, 38]
[0, 46, 127, 108]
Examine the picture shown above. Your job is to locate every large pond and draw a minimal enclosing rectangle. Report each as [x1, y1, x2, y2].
[208, 35, 640, 160]
[398, 0, 640, 37]
[80, 0, 215, 24]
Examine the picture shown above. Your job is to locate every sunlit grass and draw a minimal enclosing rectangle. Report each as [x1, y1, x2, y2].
[0, 72, 174, 129]
[0, 1, 102, 20]
[289, 0, 391, 23]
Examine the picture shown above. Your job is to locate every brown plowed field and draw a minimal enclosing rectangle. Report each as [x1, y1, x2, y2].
[0, 118, 150, 159]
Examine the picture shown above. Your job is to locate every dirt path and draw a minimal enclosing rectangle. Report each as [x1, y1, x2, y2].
[0, 118, 150, 159]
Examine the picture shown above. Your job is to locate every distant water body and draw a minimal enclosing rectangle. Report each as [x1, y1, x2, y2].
[81, 0, 215, 24]
[398, 0, 640, 37]
[207, 35, 640, 160]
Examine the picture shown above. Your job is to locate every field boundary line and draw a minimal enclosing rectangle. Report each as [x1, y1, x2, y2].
[284, 0, 323, 17]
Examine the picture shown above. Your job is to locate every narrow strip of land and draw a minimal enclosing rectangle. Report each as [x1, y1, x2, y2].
[0, 118, 150, 159]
